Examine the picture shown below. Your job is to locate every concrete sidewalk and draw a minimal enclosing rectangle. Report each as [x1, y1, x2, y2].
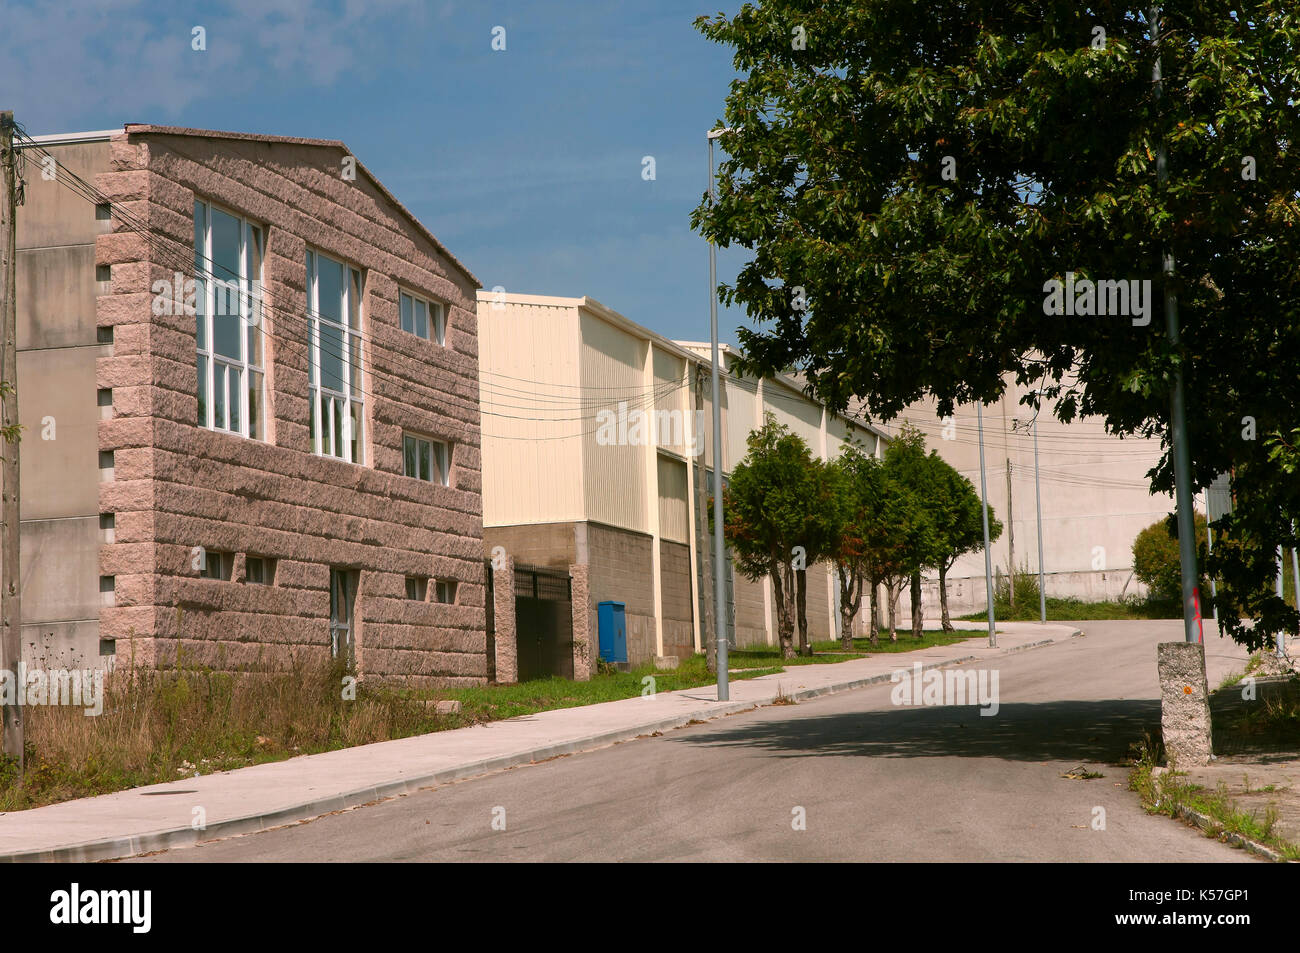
[0, 621, 1079, 862]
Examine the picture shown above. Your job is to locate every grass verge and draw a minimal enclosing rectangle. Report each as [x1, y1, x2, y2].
[0, 652, 777, 812]
[960, 596, 1179, 622]
[726, 629, 983, 668]
[1127, 734, 1300, 862]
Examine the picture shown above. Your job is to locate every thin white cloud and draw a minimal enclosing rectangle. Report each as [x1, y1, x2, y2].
[1, 0, 432, 128]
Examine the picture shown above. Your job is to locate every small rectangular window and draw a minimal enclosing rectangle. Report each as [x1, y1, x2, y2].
[98, 450, 114, 469]
[245, 556, 274, 585]
[97, 388, 113, 407]
[99, 513, 115, 530]
[398, 290, 446, 345]
[432, 441, 450, 486]
[96, 264, 111, 282]
[95, 203, 111, 221]
[405, 576, 428, 601]
[433, 580, 457, 605]
[200, 550, 232, 580]
[402, 432, 451, 486]
[97, 326, 114, 344]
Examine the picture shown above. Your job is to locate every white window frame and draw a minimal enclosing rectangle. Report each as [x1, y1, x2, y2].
[307, 249, 366, 464]
[433, 579, 457, 605]
[399, 289, 447, 346]
[195, 199, 266, 439]
[403, 432, 451, 486]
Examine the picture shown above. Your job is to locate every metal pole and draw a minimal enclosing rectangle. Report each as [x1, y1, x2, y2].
[1276, 547, 1286, 658]
[1006, 459, 1014, 606]
[1291, 526, 1300, 613]
[707, 130, 729, 700]
[1033, 414, 1046, 623]
[1207, 522, 1218, 625]
[977, 403, 996, 648]
[1152, 5, 1201, 644]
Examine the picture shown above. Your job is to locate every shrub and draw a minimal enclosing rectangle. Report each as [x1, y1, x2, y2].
[1132, 512, 1208, 602]
[993, 562, 1042, 619]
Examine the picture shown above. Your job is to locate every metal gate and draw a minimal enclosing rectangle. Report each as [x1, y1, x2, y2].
[514, 564, 573, 682]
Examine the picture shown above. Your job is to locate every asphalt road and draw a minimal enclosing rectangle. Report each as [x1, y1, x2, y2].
[131, 621, 1255, 862]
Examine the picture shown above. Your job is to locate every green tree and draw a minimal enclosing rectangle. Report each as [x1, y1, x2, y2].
[692, 3, 1300, 648]
[790, 454, 847, 656]
[828, 442, 877, 650]
[930, 458, 1003, 631]
[881, 425, 946, 638]
[720, 416, 834, 659]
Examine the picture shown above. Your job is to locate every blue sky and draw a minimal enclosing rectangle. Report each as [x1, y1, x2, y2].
[2, 0, 752, 345]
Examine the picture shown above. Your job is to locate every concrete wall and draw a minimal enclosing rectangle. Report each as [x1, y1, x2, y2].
[877, 377, 1168, 619]
[15, 139, 116, 667]
[482, 522, 578, 572]
[83, 128, 484, 686]
[658, 539, 693, 660]
[733, 574, 769, 647]
[583, 521, 655, 666]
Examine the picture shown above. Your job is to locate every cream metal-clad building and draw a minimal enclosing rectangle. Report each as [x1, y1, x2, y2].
[478, 292, 886, 670]
[876, 376, 1172, 617]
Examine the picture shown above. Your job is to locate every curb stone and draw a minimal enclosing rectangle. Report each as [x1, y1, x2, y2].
[1170, 804, 1295, 864]
[0, 628, 1080, 863]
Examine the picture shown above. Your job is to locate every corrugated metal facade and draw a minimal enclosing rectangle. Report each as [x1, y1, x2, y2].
[479, 298, 585, 526]
[479, 294, 886, 656]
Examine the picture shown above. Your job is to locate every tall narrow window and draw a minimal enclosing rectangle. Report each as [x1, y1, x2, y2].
[307, 250, 365, 464]
[194, 200, 265, 439]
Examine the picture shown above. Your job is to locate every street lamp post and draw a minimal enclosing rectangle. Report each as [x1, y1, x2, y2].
[707, 127, 730, 700]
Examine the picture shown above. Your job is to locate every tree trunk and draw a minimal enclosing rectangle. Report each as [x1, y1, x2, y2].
[888, 579, 900, 642]
[773, 563, 796, 660]
[939, 562, 953, 632]
[838, 566, 859, 652]
[796, 567, 811, 656]
[869, 575, 880, 647]
[910, 570, 923, 639]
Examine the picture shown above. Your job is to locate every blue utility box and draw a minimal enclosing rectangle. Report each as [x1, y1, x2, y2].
[597, 601, 628, 664]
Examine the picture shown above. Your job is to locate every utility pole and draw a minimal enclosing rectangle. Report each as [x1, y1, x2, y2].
[1151, 7, 1202, 645]
[1006, 459, 1014, 605]
[0, 110, 23, 765]
[1013, 411, 1048, 623]
[977, 403, 996, 648]
[1032, 412, 1047, 622]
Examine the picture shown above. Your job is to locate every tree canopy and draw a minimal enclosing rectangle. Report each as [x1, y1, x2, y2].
[693, 3, 1300, 646]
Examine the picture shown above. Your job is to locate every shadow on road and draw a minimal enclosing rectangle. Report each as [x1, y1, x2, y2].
[678, 698, 1162, 764]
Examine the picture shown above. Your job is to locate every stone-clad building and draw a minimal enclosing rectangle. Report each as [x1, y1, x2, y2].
[16, 125, 485, 686]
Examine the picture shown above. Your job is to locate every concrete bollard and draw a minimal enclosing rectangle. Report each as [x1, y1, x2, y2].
[1156, 641, 1214, 767]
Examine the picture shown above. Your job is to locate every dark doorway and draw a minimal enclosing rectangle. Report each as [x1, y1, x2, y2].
[514, 565, 573, 682]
